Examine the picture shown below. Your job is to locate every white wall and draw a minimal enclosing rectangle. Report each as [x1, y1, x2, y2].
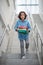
[0, 0, 16, 55]
[16, 0, 39, 14]
[0, 0, 15, 29]
[39, 0, 43, 13]
[29, 0, 39, 14]
[39, 14, 43, 22]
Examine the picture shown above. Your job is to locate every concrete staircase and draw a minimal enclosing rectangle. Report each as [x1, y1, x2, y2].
[0, 53, 40, 65]
[0, 26, 40, 65]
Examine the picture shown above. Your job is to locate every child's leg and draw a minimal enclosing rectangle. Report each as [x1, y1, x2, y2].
[20, 40, 25, 58]
[25, 39, 29, 50]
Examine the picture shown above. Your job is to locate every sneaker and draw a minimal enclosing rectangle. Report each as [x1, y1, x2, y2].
[22, 55, 26, 59]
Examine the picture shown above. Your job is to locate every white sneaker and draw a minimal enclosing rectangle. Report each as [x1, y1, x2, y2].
[22, 55, 26, 59]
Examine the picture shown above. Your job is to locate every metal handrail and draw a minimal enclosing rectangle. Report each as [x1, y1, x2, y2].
[0, 28, 7, 46]
[36, 24, 43, 46]
[29, 14, 43, 65]
[33, 24, 43, 65]
[29, 14, 43, 45]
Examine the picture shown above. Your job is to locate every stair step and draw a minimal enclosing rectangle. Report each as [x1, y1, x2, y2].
[6, 59, 39, 65]
[1, 53, 38, 59]
[0, 53, 40, 65]
[0, 58, 39, 65]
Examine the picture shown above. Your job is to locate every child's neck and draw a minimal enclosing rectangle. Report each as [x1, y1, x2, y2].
[20, 19, 26, 22]
[21, 19, 25, 22]
[22, 20, 24, 22]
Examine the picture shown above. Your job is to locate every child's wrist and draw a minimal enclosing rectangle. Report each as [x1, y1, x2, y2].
[15, 28, 18, 31]
[28, 29, 30, 32]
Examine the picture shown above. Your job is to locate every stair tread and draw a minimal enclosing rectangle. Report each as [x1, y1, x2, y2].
[0, 58, 39, 65]
[2, 53, 38, 59]
[6, 59, 39, 65]
[0, 53, 40, 65]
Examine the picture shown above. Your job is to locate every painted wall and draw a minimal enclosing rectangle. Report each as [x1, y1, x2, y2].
[0, 0, 15, 29]
[39, 14, 43, 21]
[39, 0, 43, 13]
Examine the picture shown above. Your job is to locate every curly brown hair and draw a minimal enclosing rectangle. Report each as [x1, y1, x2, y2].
[18, 11, 27, 20]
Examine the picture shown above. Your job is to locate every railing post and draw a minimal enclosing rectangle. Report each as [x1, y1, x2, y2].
[41, 41, 43, 65]
[37, 32, 38, 49]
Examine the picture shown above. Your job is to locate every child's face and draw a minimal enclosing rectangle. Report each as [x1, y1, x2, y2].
[20, 13, 25, 21]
